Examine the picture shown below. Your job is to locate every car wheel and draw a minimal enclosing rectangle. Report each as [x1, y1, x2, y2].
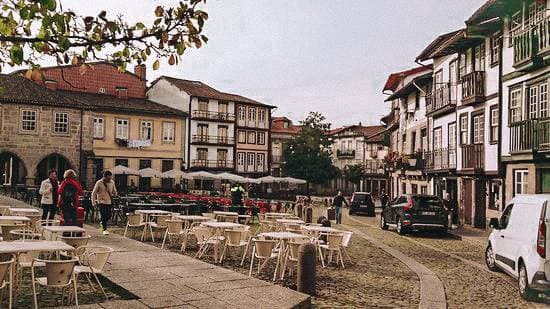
[518, 262, 536, 300]
[396, 217, 407, 235]
[380, 215, 388, 230]
[349, 209, 354, 216]
[485, 244, 499, 272]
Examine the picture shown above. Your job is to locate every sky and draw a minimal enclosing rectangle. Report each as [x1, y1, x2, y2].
[10, 0, 487, 127]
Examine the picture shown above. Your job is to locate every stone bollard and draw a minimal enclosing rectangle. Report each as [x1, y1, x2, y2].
[297, 242, 316, 295]
[305, 207, 312, 223]
[296, 203, 303, 219]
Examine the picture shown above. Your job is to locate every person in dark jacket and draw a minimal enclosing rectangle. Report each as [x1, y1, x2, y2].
[57, 169, 83, 226]
[332, 190, 348, 224]
[231, 183, 245, 206]
[380, 190, 389, 208]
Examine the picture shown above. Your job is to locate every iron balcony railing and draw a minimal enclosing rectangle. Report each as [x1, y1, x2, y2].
[424, 148, 456, 170]
[461, 71, 485, 104]
[461, 144, 484, 170]
[336, 149, 356, 158]
[364, 160, 385, 174]
[191, 135, 235, 145]
[191, 160, 234, 169]
[426, 84, 456, 116]
[514, 16, 550, 67]
[191, 110, 235, 121]
[509, 118, 550, 153]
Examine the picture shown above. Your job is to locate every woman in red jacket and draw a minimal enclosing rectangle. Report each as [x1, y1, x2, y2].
[57, 169, 83, 226]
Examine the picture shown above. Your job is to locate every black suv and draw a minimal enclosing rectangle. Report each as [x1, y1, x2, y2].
[380, 194, 448, 235]
[349, 192, 375, 216]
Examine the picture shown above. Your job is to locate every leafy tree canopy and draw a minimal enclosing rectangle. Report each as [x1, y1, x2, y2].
[342, 164, 365, 185]
[0, 0, 208, 76]
[282, 112, 337, 187]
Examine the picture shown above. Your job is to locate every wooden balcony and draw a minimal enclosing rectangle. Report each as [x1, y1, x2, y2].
[364, 160, 385, 175]
[510, 118, 550, 154]
[461, 144, 484, 170]
[336, 149, 356, 158]
[426, 84, 456, 117]
[191, 135, 235, 145]
[424, 148, 456, 171]
[460, 71, 485, 105]
[191, 160, 234, 169]
[191, 110, 235, 122]
[513, 16, 550, 71]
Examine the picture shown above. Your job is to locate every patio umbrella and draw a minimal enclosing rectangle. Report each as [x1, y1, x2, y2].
[138, 167, 163, 178]
[217, 172, 247, 183]
[188, 171, 221, 179]
[110, 165, 139, 175]
[244, 177, 262, 184]
[283, 177, 307, 185]
[160, 169, 193, 180]
[257, 175, 285, 183]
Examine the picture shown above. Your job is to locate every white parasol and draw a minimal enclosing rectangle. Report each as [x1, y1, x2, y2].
[110, 165, 139, 175]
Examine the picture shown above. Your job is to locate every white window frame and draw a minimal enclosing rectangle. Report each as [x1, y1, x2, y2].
[433, 127, 442, 150]
[140, 120, 153, 141]
[93, 117, 104, 139]
[115, 119, 129, 140]
[162, 122, 175, 143]
[20, 109, 37, 132]
[247, 131, 256, 144]
[257, 132, 266, 145]
[472, 113, 485, 144]
[510, 87, 523, 123]
[490, 106, 499, 143]
[257, 153, 265, 171]
[238, 106, 246, 121]
[237, 152, 245, 167]
[53, 112, 69, 134]
[514, 169, 529, 195]
[460, 114, 468, 145]
[246, 153, 255, 171]
[258, 109, 266, 127]
[248, 107, 256, 125]
[237, 130, 246, 143]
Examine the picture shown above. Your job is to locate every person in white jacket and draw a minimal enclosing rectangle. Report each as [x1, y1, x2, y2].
[38, 169, 59, 220]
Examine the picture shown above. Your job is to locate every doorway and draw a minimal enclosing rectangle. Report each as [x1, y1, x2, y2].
[462, 179, 473, 225]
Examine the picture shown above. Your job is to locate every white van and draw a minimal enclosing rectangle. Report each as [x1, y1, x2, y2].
[486, 194, 550, 300]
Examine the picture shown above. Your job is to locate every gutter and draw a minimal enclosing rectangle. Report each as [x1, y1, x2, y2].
[497, 30, 505, 204]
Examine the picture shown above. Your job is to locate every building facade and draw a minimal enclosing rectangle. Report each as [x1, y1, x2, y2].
[270, 117, 301, 177]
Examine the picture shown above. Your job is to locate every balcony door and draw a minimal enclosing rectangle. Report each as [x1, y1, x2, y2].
[197, 124, 208, 142]
[528, 81, 548, 120]
[197, 148, 208, 166]
[217, 149, 228, 167]
[449, 60, 458, 101]
[218, 126, 228, 144]
[198, 100, 208, 118]
[218, 102, 228, 120]
[472, 114, 484, 144]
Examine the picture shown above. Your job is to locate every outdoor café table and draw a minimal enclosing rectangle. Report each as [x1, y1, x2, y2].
[276, 219, 305, 224]
[9, 208, 40, 216]
[212, 211, 239, 222]
[301, 225, 342, 234]
[135, 209, 171, 241]
[265, 212, 292, 220]
[258, 231, 309, 281]
[200, 221, 245, 262]
[174, 215, 213, 230]
[42, 225, 86, 240]
[0, 216, 31, 229]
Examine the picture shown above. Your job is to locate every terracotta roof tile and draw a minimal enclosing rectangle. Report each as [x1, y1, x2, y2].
[382, 65, 433, 92]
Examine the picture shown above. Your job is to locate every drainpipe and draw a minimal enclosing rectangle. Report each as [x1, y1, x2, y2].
[497, 29, 505, 206]
[79, 107, 84, 187]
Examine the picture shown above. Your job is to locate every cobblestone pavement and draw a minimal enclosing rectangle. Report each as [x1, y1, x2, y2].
[342, 209, 549, 308]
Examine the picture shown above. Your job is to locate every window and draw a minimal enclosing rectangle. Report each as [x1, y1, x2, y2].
[527, 81, 549, 119]
[247, 131, 256, 144]
[258, 109, 266, 126]
[197, 124, 208, 139]
[490, 106, 499, 144]
[415, 92, 420, 109]
[237, 152, 245, 166]
[238, 130, 246, 143]
[198, 100, 208, 111]
[248, 107, 256, 125]
[257, 153, 265, 170]
[509, 87, 523, 123]
[115, 119, 129, 139]
[217, 149, 228, 162]
[528, 1, 546, 26]
[458, 53, 466, 79]
[499, 204, 513, 229]
[472, 113, 485, 144]
[197, 148, 208, 161]
[514, 170, 528, 196]
[53, 112, 69, 134]
[448, 123, 456, 150]
[540, 170, 550, 193]
[217, 126, 228, 143]
[139, 159, 152, 169]
[411, 184, 418, 194]
[420, 128, 427, 152]
[20, 109, 37, 132]
[449, 60, 458, 86]
[421, 186, 428, 195]
[401, 183, 407, 195]
[258, 132, 266, 145]
[246, 153, 255, 171]
[490, 33, 501, 65]
[433, 127, 442, 150]
[93, 117, 104, 139]
[162, 122, 175, 143]
[140, 121, 153, 140]
[474, 43, 485, 71]
[509, 11, 522, 46]
[460, 114, 468, 145]
[238, 106, 246, 121]
[218, 102, 228, 114]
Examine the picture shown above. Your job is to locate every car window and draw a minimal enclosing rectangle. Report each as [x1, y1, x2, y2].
[413, 196, 443, 210]
[352, 194, 368, 203]
[499, 204, 513, 229]
[396, 196, 408, 204]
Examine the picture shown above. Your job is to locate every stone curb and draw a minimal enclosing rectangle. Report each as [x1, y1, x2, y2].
[344, 217, 447, 309]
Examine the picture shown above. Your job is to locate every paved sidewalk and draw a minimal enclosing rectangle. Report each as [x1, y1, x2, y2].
[86, 226, 311, 309]
[448, 225, 490, 245]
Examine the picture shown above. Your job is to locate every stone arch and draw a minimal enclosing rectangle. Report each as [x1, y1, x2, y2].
[0, 150, 28, 186]
[34, 153, 76, 185]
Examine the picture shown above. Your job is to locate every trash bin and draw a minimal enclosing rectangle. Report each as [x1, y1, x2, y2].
[326, 207, 335, 221]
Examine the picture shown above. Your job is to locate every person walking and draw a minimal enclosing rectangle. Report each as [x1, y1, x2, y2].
[231, 183, 245, 206]
[380, 190, 389, 208]
[91, 171, 118, 235]
[39, 169, 59, 220]
[57, 169, 83, 226]
[332, 190, 348, 224]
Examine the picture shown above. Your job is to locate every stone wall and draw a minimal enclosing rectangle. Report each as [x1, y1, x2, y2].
[0, 102, 94, 187]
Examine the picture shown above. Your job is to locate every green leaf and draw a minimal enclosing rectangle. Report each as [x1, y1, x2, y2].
[135, 22, 145, 30]
[10, 44, 23, 65]
[153, 59, 160, 70]
[58, 36, 70, 51]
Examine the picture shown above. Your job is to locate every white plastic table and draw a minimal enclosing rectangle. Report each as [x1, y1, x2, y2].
[175, 215, 213, 229]
[276, 219, 305, 224]
[42, 226, 86, 240]
[0, 240, 74, 254]
[301, 225, 342, 233]
[9, 208, 40, 215]
[200, 221, 245, 262]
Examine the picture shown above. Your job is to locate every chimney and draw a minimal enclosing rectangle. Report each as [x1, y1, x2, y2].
[44, 80, 58, 91]
[116, 88, 128, 99]
[134, 65, 146, 81]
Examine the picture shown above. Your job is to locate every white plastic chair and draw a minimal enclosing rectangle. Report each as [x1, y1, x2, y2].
[193, 228, 223, 260]
[31, 258, 79, 308]
[319, 233, 345, 268]
[219, 229, 249, 264]
[148, 214, 171, 242]
[123, 213, 146, 239]
[74, 246, 114, 300]
[248, 239, 279, 277]
[0, 259, 14, 309]
[162, 220, 185, 249]
[341, 231, 353, 263]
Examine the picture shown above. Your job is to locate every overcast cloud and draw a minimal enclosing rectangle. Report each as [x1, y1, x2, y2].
[10, 0, 487, 127]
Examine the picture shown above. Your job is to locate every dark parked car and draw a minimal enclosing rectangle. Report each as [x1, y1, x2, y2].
[380, 194, 448, 235]
[349, 192, 375, 216]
